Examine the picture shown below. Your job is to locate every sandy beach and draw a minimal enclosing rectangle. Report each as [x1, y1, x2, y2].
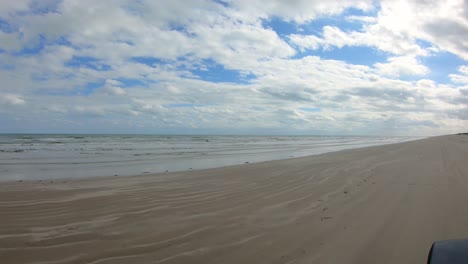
[1, 135, 467, 264]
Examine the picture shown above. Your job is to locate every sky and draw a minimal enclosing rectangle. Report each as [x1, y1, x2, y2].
[0, 0, 467, 136]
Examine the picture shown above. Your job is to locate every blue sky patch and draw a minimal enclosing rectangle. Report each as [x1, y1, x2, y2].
[51, 36, 72, 46]
[0, 18, 16, 33]
[168, 23, 195, 37]
[416, 39, 434, 49]
[261, 9, 387, 67]
[420, 51, 466, 84]
[115, 78, 148, 88]
[14, 36, 72, 56]
[213, 0, 229, 8]
[262, 7, 376, 40]
[300, 7, 376, 35]
[190, 59, 255, 84]
[65, 56, 111, 71]
[341, 6, 379, 19]
[131, 56, 168, 67]
[133, 57, 234, 79]
[15, 34, 47, 55]
[300, 16, 357, 35]
[262, 17, 301, 37]
[28, 0, 62, 15]
[294, 45, 388, 66]
[82, 80, 105, 95]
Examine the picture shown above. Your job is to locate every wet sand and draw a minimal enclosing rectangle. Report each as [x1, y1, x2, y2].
[1, 135, 467, 264]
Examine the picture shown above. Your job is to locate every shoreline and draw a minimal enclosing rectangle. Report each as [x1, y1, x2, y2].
[0, 134, 421, 182]
[1, 135, 467, 264]
[0, 135, 426, 183]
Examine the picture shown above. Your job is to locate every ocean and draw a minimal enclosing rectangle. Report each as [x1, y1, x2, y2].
[0, 134, 422, 181]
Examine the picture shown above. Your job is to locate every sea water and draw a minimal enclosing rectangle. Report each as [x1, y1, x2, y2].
[0, 134, 422, 181]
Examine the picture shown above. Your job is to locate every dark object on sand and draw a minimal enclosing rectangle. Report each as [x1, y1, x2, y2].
[427, 238, 468, 263]
[456, 132, 468, 135]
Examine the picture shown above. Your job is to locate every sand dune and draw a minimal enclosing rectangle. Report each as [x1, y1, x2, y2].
[1, 135, 468, 263]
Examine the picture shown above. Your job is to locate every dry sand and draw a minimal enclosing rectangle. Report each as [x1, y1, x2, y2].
[1, 135, 468, 264]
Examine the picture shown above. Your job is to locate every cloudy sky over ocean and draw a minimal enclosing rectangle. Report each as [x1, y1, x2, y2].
[0, 0, 467, 135]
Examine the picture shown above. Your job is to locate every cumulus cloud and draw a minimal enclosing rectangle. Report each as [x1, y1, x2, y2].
[449, 66, 468, 84]
[288, 34, 323, 51]
[0, 0, 466, 135]
[376, 0, 468, 59]
[289, 0, 468, 59]
[374, 56, 429, 77]
[97, 80, 126, 96]
[100, 86, 126, 96]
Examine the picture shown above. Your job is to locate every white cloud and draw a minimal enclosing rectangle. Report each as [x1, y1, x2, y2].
[374, 56, 429, 77]
[372, 0, 468, 59]
[289, 0, 468, 59]
[449, 66, 468, 84]
[191, 17, 296, 68]
[44, 105, 68, 113]
[288, 34, 323, 51]
[459, 66, 468, 75]
[416, 79, 436, 89]
[98, 79, 126, 95]
[229, 0, 373, 23]
[74, 106, 106, 116]
[345, 15, 377, 23]
[291, 25, 428, 57]
[99, 86, 126, 96]
[0, 1, 30, 17]
[0, 31, 21, 52]
[0, 94, 26, 106]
